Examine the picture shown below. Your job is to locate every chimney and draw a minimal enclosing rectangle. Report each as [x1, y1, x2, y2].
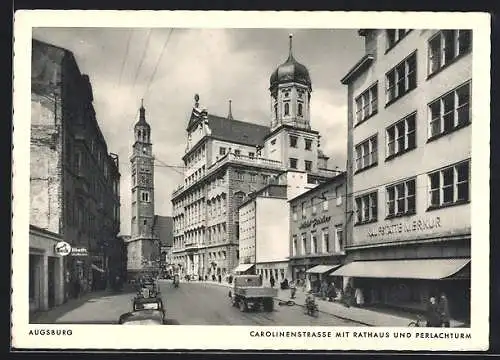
[227, 99, 233, 120]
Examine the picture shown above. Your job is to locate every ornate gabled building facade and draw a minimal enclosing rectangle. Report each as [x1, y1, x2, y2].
[171, 35, 339, 279]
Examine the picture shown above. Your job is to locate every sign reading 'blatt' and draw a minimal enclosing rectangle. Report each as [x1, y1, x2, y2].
[70, 247, 89, 256]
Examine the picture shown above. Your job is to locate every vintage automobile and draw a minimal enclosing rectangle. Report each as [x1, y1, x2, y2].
[119, 297, 167, 325]
[228, 275, 278, 312]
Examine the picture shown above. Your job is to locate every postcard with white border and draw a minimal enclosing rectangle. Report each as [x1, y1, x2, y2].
[12, 10, 490, 351]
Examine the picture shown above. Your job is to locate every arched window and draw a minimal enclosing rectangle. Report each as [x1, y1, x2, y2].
[138, 130, 142, 139]
[284, 103, 290, 116]
[298, 103, 303, 117]
[274, 103, 278, 119]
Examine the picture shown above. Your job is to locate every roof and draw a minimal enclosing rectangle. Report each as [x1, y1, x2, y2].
[207, 114, 270, 147]
[288, 172, 346, 203]
[340, 54, 375, 85]
[153, 216, 173, 247]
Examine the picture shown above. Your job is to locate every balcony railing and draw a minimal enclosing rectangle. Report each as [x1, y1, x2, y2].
[172, 153, 283, 199]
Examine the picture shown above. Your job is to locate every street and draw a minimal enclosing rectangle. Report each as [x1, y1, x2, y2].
[51, 281, 361, 326]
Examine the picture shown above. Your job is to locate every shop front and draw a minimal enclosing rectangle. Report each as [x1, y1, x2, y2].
[29, 226, 66, 314]
[289, 256, 343, 291]
[255, 261, 290, 287]
[331, 257, 471, 321]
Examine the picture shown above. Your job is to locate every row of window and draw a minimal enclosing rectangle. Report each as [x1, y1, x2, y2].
[355, 160, 470, 224]
[235, 170, 271, 184]
[288, 158, 313, 171]
[355, 81, 471, 172]
[289, 135, 313, 150]
[291, 226, 343, 256]
[355, 30, 472, 124]
[291, 188, 343, 220]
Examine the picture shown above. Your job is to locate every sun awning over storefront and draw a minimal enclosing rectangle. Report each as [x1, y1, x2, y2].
[233, 263, 255, 273]
[91, 264, 106, 273]
[330, 258, 470, 280]
[306, 264, 341, 274]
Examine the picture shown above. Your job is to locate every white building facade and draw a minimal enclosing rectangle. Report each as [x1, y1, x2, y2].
[337, 29, 471, 321]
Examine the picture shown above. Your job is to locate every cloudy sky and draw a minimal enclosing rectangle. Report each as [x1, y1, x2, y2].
[32, 27, 365, 235]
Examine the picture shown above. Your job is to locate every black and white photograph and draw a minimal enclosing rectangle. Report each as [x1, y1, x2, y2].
[12, 11, 490, 351]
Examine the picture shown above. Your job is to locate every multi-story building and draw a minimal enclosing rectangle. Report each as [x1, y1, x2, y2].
[171, 35, 338, 278]
[153, 215, 174, 275]
[237, 183, 288, 283]
[126, 102, 160, 280]
[288, 172, 346, 291]
[336, 29, 471, 321]
[31, 39, 121, 301]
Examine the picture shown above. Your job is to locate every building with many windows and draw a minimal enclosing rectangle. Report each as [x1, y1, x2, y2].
[31, 39, 121, 303]
[288, 172, 346, 292]
[171, 35, 339, 278]
[335, 29, 471, 321]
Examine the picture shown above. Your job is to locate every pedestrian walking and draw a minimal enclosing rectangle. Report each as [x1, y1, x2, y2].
[343, 283, 353, 308]
[438, 292, 451, 327]
[270, 276, 275, 288]
[289, 279, 297, 299]
[426, 296, 441, 327]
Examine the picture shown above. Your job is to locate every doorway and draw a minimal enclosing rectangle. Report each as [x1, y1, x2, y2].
[48, 257, 56, 308]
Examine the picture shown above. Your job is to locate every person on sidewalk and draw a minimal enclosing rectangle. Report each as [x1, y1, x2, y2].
[426, 296, 441, 327]
[438, 293, 451, 327]
[270, 276, 275, 288]
[289, 280, 297, 299]
[354, 287, 365, 307]
[343, 283, 353, 308]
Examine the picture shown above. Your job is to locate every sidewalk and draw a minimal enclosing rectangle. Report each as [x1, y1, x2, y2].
[30, 284, 135, 324]
[274, 287, 468, 328]
[191, 280, 467, 327]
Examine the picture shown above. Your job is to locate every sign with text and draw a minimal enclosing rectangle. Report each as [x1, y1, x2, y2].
[367, 217, 441, 238]
[299, 215, 331, 230]
[70, 247, 89, 256]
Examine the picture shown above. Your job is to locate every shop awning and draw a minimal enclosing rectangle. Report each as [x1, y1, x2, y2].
[91, 264, 106, 273]
[233, 263, 255, 273]
[330, 258, 470, 280]
[306, 264, 341, 274]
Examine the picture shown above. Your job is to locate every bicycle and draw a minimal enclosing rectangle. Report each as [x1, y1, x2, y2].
[408, 315, 425, 327]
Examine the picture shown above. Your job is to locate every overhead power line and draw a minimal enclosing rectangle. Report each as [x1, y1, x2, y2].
[142, 28, 174, 99]
[131, 28, 153, 93]
[117, 29, 134, 87]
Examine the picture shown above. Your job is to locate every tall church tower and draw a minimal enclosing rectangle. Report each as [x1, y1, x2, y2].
[129, 100, 157, 272]
[269, 34, 312, 131]
[264, 35, 325, 174]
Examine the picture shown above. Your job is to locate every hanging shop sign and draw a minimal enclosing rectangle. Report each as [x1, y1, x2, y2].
[367, 216, 441, 238]
[54, 241, 72, 257]
[70, 247, 89, 257]
[298, 215, 331, 230]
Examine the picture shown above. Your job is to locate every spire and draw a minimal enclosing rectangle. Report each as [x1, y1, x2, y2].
[139, 98, 146, 122]
[288, 33, 294, 60]
[227, 99, 233, 120]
